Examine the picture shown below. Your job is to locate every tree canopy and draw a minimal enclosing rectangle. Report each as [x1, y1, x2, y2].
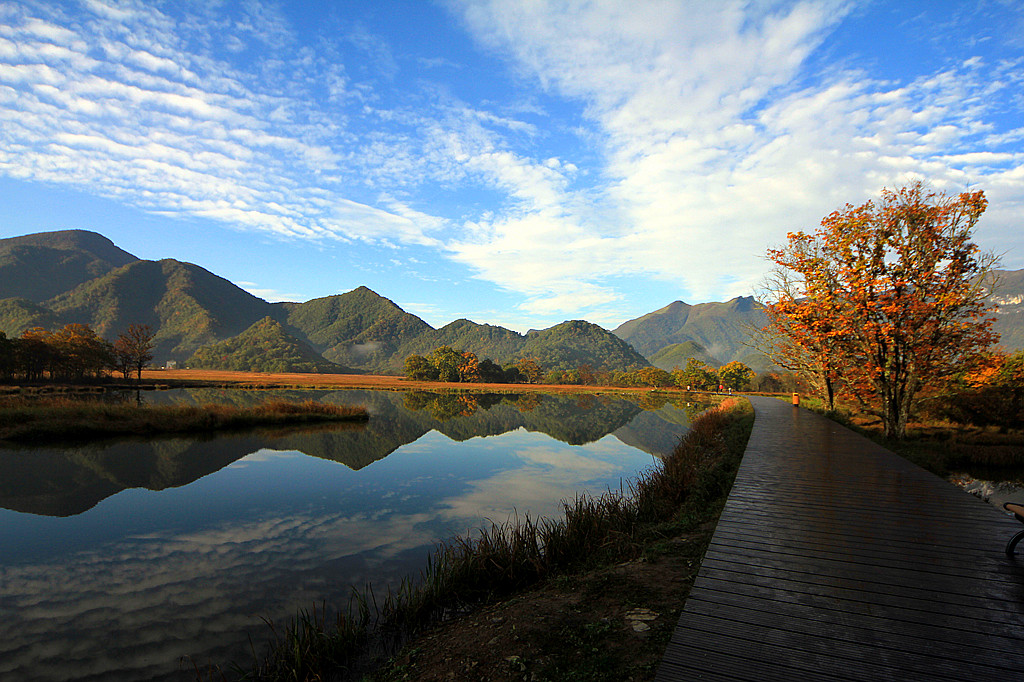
[762, 181, 998, 438]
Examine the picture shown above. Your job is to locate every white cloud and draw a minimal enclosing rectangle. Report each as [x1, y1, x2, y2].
[445, 0, 1024, 311]
[0, 0, 1021, 326]
[0, 1, 447, 249]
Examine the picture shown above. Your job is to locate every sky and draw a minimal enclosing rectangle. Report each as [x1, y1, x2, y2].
[0, 0, 1022, 332]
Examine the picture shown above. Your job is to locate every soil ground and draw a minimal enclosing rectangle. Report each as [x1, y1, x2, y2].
[370, 522, 717, 682]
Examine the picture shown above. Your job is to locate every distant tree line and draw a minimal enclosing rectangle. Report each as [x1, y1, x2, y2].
[0, 323, 155, 383]
[404, 346, 760, 391]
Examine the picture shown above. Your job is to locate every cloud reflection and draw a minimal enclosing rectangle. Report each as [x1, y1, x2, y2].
[0, 396, 674, 680]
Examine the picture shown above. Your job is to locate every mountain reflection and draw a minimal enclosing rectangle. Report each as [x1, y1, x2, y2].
[0, 389, 709, 681]
[0, 390, 705, 518]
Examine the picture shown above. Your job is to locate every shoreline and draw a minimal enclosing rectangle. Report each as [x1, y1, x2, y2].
[234, 397, 755, 682]
[0, 398, 368, 444]
[136, 368, 709, 395]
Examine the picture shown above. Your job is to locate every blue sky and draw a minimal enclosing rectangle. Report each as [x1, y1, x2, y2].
[1, 0, 1022, 332]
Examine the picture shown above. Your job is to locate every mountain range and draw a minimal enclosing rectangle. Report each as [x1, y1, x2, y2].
[1, 229, 1021, 374]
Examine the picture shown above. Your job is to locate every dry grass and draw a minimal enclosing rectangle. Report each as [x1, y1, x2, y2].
[0, 396, 368, 443]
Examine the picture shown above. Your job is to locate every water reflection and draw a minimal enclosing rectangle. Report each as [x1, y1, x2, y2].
[0, 390, 707, 681]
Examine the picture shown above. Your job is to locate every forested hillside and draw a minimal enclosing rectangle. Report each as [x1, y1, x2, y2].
[391, 318, 526, 372]
[613, 296, 768, 369]
[188, 317, 349, 373]
[648, 341, 720, 370]
[44, 258, 275, 362]
[272, 287, 431, 371]
[520, 320, 647, 371]
[0, 230, 138, 302]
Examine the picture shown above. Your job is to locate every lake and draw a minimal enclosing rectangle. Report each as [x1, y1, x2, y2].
[0, 389, 706, 681]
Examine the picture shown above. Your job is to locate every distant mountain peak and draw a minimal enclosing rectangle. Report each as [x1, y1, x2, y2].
[0, 229, 139, 303]
[614, 296, 768, 369]
[654, 300, 691, 315]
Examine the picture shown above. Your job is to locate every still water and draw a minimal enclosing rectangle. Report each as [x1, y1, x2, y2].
[0, 389, 704, 681]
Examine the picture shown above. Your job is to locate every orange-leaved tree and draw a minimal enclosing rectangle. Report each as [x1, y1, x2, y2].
[762, 181, 999, 439]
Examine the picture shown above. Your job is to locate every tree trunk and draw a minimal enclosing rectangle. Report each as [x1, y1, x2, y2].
[883, 388, 912, 440]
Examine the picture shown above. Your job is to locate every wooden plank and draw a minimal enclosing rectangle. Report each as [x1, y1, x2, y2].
[695, 559, 1024, 621]
[706, 530, 1024, 583]
[692, 567, 1024, 633]
[657, 396, 1024, 681]
[683, 592, 1024, 670]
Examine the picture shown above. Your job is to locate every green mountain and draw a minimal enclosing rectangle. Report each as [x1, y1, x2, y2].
[392, 318, 529, 369]
[272, 287, 432, 371]
[520, 320, 647, 371]
[9, 228, 1022, 376]
[648, 341, 720, 370]
[42, 258, 275, 362]
[0, 230, 138, 302]
[188, 317, 350, 373]
[613, 296, 769, 369]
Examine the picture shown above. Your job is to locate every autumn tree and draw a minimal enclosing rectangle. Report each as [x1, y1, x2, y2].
[428, 345, 463, 382]
[633, 366, 674, 387]
[478, 358, 506, 383]
[113, 324, 155, 381]
[404, 354, 436, 380]
[672, 358, 718, 391]
[751, 266, 844, 409]
[577, 364, 596, 386]
[0, 332, 15, 381]
[516, 357, 543, 384]
[19, 327, 57, 381]
[718, 361, 754, 391]
[457, 351, 481, 382]
[405, 347, 499, 383]
[763, 181, 998, 439]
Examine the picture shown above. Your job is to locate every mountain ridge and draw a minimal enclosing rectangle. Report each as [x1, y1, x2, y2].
[2, 229, 1021, 374]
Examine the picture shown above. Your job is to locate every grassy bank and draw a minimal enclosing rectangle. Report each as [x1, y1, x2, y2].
[0, 397, 369, 443]
[230, 396, 753, 682]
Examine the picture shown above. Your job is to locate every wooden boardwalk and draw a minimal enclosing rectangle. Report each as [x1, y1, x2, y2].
[657, 396, 1024, 681]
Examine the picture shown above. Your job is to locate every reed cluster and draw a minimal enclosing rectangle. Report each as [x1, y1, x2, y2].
[0, 397, 367, 442]
[245, 397, 752, 682]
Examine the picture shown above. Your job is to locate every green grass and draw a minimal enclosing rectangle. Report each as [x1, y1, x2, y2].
[237, 396, 754, 682]
[0, 396, 368, 443]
